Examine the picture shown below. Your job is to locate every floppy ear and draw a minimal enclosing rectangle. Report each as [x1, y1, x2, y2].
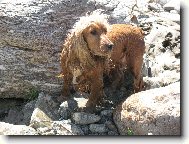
[67, 31, 95, 68]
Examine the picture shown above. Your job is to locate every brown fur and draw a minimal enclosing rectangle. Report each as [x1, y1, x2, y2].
[60, 11, 145, 110]
[107, 24, 145, 92]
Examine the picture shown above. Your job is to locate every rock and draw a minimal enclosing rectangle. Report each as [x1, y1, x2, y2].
[58, 95, 88, 120]
[52, 121, 84, 135]
[0, 0, 96, 99]
[34, 92, 60, 121]
[0, 75, 40, 99]
[100, 110, 113, 117]
[22, 100, 36, 125]
[104, 121, 118, 132]
[58, 100, 77, 120]
[79, 125, 90, 135]
[163, 0, 180, 13]
[0, 122, 37, 135]
[89, 124, 108, 133]
[29, 93, 60, 129]
[144, 70, 180, 90]
[159, 12, 180, 24]
[99, 110, 113, 123]
[113, 82, 180, 135]
[0, 99, 25, 124]
[170, 10, 178, 14]
[143, 77, 162, 90]
[73, 97, 88, 108]
[30, 108, 53, 129]
[36, 120, 84, 135]
[154, 0, 171, 6]
[4, 109, 24, 125]
[36, 127, 55, 135]
[72, 112, 101, 125]
[110, 0, 149, 23]
[108, 131, 119, 135]
[145, 19, 180, 57]
[148, 2, 163, 12]
[143, 18, 180, 89]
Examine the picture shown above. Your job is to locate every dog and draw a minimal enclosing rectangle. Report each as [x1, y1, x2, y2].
[60, 11, 145, 110]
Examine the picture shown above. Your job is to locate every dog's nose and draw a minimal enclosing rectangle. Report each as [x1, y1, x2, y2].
[107, 44, 113, 50]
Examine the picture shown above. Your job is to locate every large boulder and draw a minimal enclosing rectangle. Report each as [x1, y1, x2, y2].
[0, 0, 154, 99]
[0, 0, 93, 99]
[113, 82, 180, 135]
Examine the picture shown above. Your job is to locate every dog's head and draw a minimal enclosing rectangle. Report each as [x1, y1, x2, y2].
[82, 22, 113, 57]
[66, 11, 113, 58]
[63, 10, 113, 68]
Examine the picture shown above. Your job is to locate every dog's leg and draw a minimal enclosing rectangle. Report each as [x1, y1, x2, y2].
[132, 56, 144, 93]
[133, 74, 143, 93]
[63, 72, 72, 96]
[58, 69, 72, 102]
[86, 66, 105, 111]
[110, 67, 124, 92]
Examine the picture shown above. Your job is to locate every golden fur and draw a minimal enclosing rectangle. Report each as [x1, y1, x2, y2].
[60, 11, 145, 110]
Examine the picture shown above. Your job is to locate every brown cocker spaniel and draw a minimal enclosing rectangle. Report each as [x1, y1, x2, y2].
[60, 11, 145, 110]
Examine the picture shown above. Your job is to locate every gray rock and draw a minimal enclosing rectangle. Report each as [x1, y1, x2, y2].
[29, 93, 60, 129]
[4, 109, 24, 125]
[0, 99, 25, 125]
[89, 124, 108, 133]
[58, 93, 89, 120]
[0, 46, 62, 99]
[108, 131, 119, 135]
[0, 122, 37, 135]
[143, 77, 162, 90]
[72, 112, 101, 125]
[99, 110, 113, 123]
[59, 101, 73, 120]
[34, 92, 60, 121]
[154, 0, 171, 6]
[163, 0, 180, 13]
[79, 125, 90, 135]
[113, 82, 180, 135]
[148, 2, 163, 11]
[52, 121, 84, 135]
[100, 110, 113, 117]
[22, 100, 36, 125]
[0, 0, 96, 99]
[104, 121, 118, 132]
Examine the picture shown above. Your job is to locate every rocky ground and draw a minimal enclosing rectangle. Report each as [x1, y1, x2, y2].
[0, 0, 180, 135]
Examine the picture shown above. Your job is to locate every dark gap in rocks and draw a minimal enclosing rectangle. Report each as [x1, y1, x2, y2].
[175, 53, 180, 58]
[103, 70, 134, 110]
[0, 98, 26, 123]
[162, 39, 172, 48]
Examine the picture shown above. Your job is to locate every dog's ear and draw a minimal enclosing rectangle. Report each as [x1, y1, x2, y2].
[65, 31, 95, 68]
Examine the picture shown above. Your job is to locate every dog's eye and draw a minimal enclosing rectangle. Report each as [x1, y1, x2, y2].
[90, 29, 97, 35]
